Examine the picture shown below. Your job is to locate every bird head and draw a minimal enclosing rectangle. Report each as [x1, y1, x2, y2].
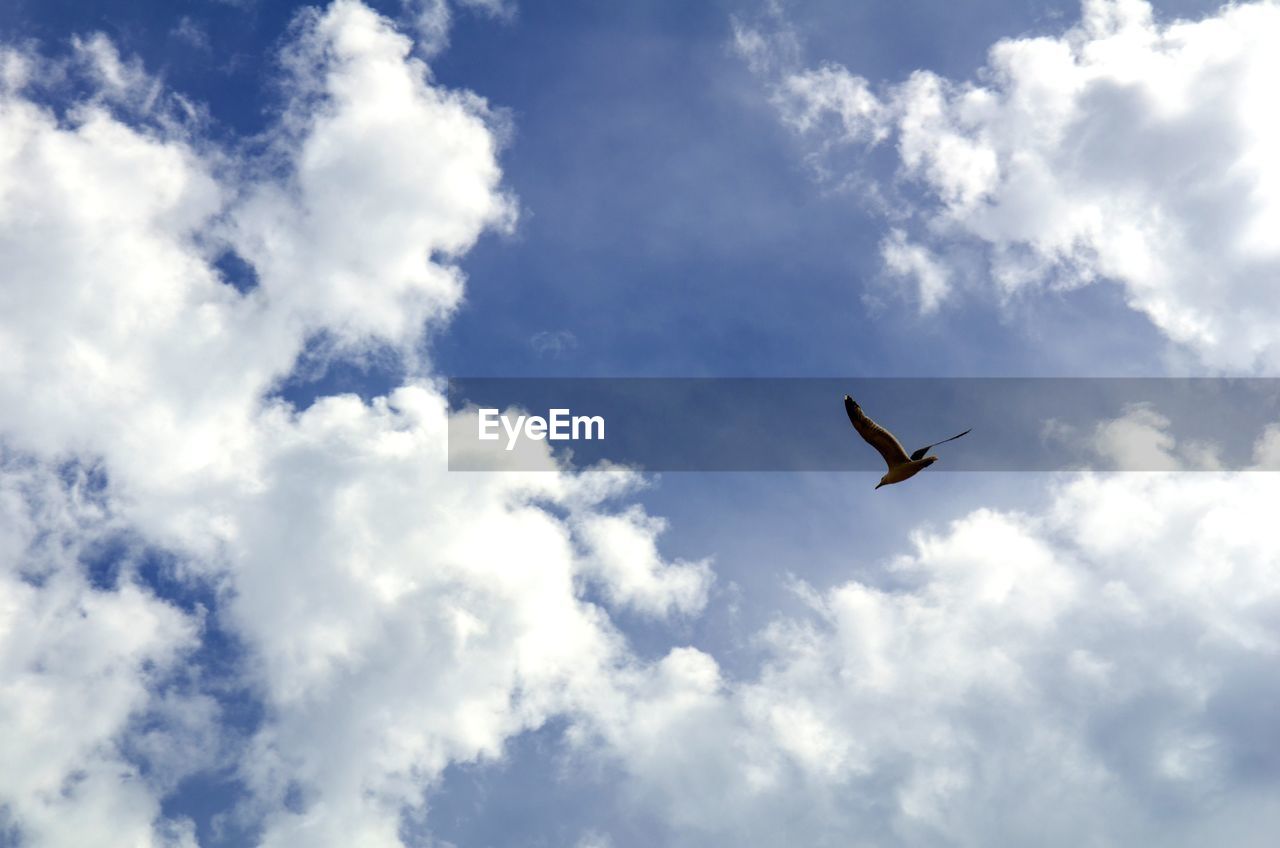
[875, 477, 887, 489]
[923, 455, 938, 466]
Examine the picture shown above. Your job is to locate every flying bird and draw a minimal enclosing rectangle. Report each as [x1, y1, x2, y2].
[844, 395, 970, 489]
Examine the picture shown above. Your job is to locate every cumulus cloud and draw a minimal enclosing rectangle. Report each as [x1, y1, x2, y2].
[1044, 402, 1225, 470]
[10, 2, 1280, 846]
[578, 471, 1280, 846]
[741, 0, 1280, 370]
[575, 507, 713, 618]
[0, 2, 702, 845]
[0, 458, 202, 846]
[234, 0, 516, 351]
[1252, 423, 1280, 469]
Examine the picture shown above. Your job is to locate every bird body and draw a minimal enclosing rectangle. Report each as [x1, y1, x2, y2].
[876, 455, 937, 488]
[843, 395, 969, 489]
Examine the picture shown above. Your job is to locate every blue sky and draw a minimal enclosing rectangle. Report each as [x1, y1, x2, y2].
[429, 0, 1184, 380]
[4, 1, 1280, 847]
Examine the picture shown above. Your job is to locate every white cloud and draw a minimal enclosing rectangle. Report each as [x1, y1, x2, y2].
[233, 0, 516, 351]
[574, 831, 614, 848]
[880, 228, 951, 313]
[0, 458, 202, 847]
[530, 329, 579, 358]
[72, 33, 159, 107]
[172, 17, 211, 52]
[1044, 402, 1225, 470]
[0, 2, 702, 845]
[456, 0, 515, 21]
[744, 0, 1280, 370]
[575, 507, 713, 618]
[579, 472, 1280, 846]
[401, 0, 453, 55]
[10, 2, 1280, 846]
[1252, 423, 1280, 469]
[400, 0, 516, 56]
[776, 65, 886, 145]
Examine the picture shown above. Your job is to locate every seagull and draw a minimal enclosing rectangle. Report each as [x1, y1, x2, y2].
[844, 395, 971, 489]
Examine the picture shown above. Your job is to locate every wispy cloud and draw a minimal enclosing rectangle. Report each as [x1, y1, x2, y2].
[529, 329, 578, 359]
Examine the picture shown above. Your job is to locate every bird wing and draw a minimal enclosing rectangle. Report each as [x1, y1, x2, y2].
[909, 428, 972, 461]
[844, 395, 909, 469]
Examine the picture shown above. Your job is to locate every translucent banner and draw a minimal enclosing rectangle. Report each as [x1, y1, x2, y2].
[446, 378, 1280, 472]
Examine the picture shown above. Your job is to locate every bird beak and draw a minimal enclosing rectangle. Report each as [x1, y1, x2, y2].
[874, 482, 884, 490]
